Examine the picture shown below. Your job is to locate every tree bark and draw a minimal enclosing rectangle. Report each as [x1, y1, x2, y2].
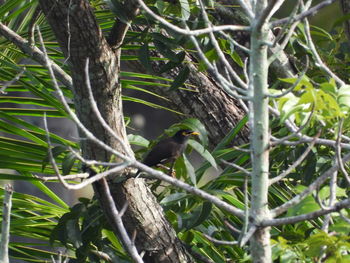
[38, 1, 193, 262]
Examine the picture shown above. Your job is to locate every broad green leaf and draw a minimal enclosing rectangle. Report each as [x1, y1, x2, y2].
[230, 52, 244, 68]
[185, 202, 212, 229]
[279, 76, 313, 91]
[286, 195, 320, 216]
[179, 0, 190, 20]
[338, 85, 350, 112]
[188, 139, 217, 169]
[183, 154, 196, 185]
[128, 134, 149, 147]
[62, 152, 77, 175]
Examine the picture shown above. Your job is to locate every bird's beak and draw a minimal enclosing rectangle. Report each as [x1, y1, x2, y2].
[190, 131, 200, 136]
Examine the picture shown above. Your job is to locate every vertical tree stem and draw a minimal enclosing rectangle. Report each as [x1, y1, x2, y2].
[249, 1, 271, 261]
[0, 184, 13, 263]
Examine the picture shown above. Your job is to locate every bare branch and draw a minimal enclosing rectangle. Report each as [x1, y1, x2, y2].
[218, 31, 250, 54]
[38, 173, 89, 182]
[271, 103, 314, 146]
[43, 116, 130, 190]
[335, 119, 350, 185]
[0, 67, 26, 94]
[271, 152, 350, 217]
[184, 22, 250, 100]
[221, 159, 250, 175]
[313, 189, 329, 210]
[203, 233, 237, 245]
[339, 211, 350, 224]
[269, 132, 319, 185]
[136, 0, 249, 36]
[268, 56, 309, 98]
[269, 106, 350, 150]
[0, 22, 73, 88]
[198, 0, 248, 90]
[224, 220, 241, 235]
[322, 170, 337, 231]
[133, 161, 245, 218]
[303, 11, 345, 87]
[238, 225, 256, 247]
[27, 6, 42, 46]
[96, 179, 144, 262]
[261, 198, 350, 227]
[84, 59, 134, 158]
[256, 0, 286, 30]
[271, 0, 337, 26]
[271, 0, 301, 47]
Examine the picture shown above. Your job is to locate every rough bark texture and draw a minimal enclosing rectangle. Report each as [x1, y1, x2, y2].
[121, 5, 296, 148]
[38, 1, 193, 262]
[125, 53, 250, 147]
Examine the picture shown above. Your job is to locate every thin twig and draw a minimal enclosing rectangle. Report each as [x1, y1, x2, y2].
[97, 179, 144, 262]
[44, 114, 130, 190]
[224, 220, 241, 235]
[136, 0, 249, 36]
[268, 56, 309, 98]
[335, 119, 350, 185]
[269, 131, 319, 185]
[198, 0, 248, 90]
[271, 0, 337, 26]
[262, 198, 350, 227]
[84, 58, 134, 157]
[271, 152, 350, 217]
[238, 225, 256, 247]
[203, 234, 237, 245]
[221, 159, 250, 175]
[256, 0, 286, 30]
[36, 25, 245, 219]
[0, 22, 73, 88]
[271, 0, 301, 46]
[303, 10, 345, 87]
[0, 67, 26, 94]
[38, 173, 89, 182]
[270, 103, 314, 146]
[184, 22, 250, 100]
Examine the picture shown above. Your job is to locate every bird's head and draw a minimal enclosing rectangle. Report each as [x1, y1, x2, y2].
[180, 129, 200, 137]
[173, 129, 200, 143]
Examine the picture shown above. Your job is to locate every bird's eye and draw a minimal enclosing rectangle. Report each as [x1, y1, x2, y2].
[182, 131, 187, 136]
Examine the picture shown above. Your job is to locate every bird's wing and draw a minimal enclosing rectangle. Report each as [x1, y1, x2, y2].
[143, 139, 181, 167]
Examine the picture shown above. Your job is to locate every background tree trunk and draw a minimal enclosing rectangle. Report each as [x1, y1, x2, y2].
[38, 0, 194, 262]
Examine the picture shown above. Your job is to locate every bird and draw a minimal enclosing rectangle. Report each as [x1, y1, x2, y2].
[140, 129, 199, 176]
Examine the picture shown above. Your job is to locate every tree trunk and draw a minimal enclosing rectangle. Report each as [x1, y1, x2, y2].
[249, 1, 271, 262]
[38, 1, 193, 262]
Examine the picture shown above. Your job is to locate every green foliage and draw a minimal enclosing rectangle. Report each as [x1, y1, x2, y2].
[272, 230, 350, 263]
[1, 0, 350, 262]
[50, 198, 130, 262]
